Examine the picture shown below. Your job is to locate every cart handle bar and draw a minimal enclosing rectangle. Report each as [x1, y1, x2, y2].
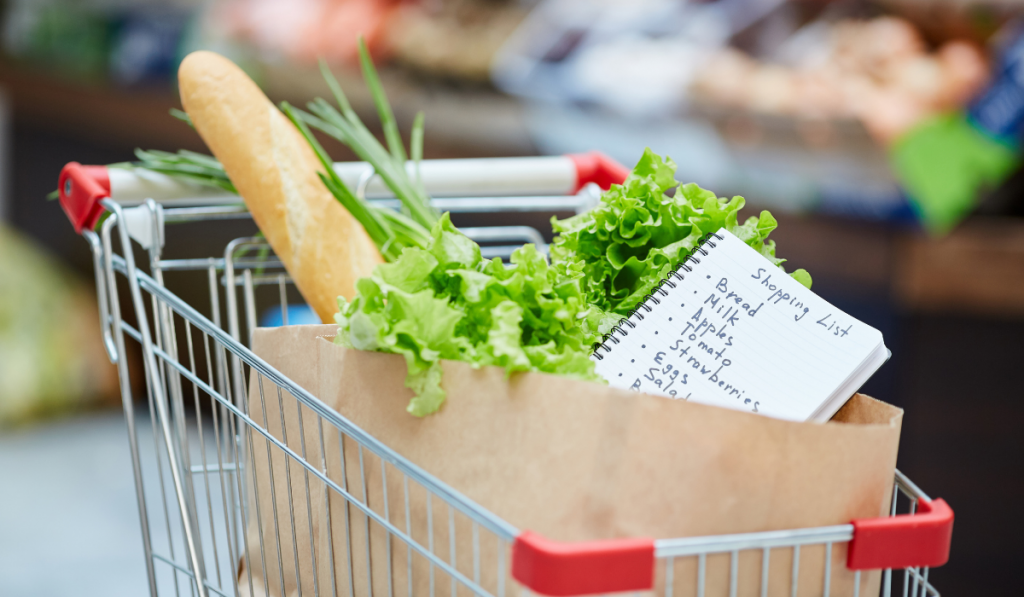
[848, 497, 953, 570]
[511, 496, 953, 595]
[58, 153, 629, 233]
[59, 162, 110, 233]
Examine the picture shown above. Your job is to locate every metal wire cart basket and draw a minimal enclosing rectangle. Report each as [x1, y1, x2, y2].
[58, 154, 953, 597]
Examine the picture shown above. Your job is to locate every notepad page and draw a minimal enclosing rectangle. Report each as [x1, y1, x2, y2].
[592, 229, 884, 421]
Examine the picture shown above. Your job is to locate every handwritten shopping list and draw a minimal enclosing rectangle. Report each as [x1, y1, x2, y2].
[592, 230, 883, 421]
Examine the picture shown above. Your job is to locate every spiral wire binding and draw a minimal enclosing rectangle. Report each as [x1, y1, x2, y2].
[592, 231, 724, 359]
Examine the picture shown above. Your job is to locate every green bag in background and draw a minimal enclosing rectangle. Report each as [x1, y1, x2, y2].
[0, 224, 117, 426]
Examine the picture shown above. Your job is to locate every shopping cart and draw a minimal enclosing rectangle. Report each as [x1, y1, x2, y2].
[58, 154, 952, 597]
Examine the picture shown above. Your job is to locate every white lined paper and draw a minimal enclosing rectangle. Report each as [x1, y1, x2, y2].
[592, 229, 886, 421]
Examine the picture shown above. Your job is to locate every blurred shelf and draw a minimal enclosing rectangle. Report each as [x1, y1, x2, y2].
[0, 60, 206, 152]
[0, 59, 536, 158]
[759, 212, 1024, 320]
[768, 213, 895, 293]
[896, 217, 1024, 317]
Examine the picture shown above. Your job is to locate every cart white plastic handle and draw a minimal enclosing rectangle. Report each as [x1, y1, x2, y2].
[58, 153, 629, 232]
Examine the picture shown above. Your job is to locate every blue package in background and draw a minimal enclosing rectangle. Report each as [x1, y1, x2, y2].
[968, 23, 1024, 146]
[259, 304, 321, 328]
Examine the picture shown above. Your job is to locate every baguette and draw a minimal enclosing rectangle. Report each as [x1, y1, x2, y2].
[178, 51, 383, 323]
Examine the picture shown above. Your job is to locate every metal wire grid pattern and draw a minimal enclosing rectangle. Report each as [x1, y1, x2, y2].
[86, 198, 940, 597]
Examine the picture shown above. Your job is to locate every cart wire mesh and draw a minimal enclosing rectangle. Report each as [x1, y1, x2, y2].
[83, 192, 940, 597]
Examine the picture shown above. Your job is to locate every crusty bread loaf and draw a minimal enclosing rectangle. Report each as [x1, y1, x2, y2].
[178, 51, 383, 323]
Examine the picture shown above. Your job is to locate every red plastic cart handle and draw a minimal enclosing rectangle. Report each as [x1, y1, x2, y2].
[59, 162, 110, 233]
[568, 152, 629, 192]
[512, 498, 953, 596]
[512, 531, 655, 596]
[848, 498, 954, 570]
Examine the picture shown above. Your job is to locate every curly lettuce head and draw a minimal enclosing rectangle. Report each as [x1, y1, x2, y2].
[336, 213, 601, 416]
[551, 148, 811, 328]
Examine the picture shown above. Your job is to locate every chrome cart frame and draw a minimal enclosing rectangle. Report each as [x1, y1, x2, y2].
[59, 156, 951, 597]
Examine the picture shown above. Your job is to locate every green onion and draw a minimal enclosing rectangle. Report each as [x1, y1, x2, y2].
[113, 148, 237, 194]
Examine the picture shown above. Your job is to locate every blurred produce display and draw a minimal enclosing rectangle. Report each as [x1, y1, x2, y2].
[208, 0, 396, 67]
[0, 0, 526, 85]
[385, 0, 526, 81]
[211, 0, 526, 80]
[2, 0, 1023, 230]
[691, 16, 989, 145]
[492, 0, 1022, 226]
[0, 224, 117, 426]
[494, 1, 1004, 122]
[1, 0, 194, 86]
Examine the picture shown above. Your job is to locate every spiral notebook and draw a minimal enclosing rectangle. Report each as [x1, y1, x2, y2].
[592, 229, 889, 422]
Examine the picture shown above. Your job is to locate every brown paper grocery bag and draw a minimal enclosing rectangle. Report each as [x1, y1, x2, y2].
[242, 324, 902, 597]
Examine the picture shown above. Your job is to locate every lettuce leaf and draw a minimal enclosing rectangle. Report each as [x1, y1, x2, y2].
[336, 213, 601, 416]
[551, 148, 811, 336]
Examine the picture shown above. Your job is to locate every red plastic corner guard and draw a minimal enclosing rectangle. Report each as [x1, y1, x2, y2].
[58, 162, 110, 233]
[511, 531, 655, 596]
[848, 498, 954, 570]
[568, 152, 629, 192]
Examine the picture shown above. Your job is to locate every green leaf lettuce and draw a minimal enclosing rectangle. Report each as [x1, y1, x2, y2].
[551, 148, 811, 337]
[336, 213, 601, 416]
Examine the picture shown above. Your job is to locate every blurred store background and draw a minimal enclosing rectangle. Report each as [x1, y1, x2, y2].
[1, 0, 1022, 595]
